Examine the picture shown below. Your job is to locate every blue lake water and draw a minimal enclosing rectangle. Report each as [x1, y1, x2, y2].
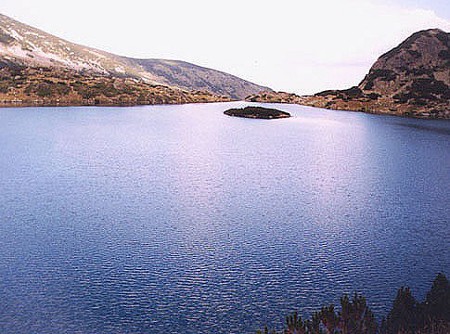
[0, 102, 449, 334]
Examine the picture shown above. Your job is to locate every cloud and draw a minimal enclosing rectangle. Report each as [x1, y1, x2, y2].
[1, 0, 449, 94]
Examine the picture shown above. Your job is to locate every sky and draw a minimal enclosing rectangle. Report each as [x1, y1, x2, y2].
[1, 0, 449, 94]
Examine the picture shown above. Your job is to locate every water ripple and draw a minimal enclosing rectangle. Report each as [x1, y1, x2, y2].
[0, 103, 449, 333]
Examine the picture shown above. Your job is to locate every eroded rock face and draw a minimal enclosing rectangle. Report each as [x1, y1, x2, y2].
[224, 106, 291, 119]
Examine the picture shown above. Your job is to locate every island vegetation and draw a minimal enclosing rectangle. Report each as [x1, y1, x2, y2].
[257, 273, 450, 334]
[224, 106, 291, 119]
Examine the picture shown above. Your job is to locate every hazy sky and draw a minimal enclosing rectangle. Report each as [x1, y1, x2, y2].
[1, 0, 449, 94]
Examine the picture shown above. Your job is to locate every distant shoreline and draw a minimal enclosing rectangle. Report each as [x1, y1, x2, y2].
[2, 101, 449, 122]
[0, 99, 234, 109]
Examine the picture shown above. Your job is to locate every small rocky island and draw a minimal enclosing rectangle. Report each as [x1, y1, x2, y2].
[224, 106, 291, 119]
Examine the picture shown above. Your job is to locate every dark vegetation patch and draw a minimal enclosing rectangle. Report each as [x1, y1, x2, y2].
[0, 81, 9, 93]
[91, 82, 121, 97]
[436, 31, 449, 47]
[0, 65, 27, 93]
[315, 87, 365, 101]
[367, 92, 381, 100]
[363, 69, 397, 90]
[0, 61, 9, 70]
[73, 83, 101, 99]
[224, 106, 290, 119]
[24, 81, 70, 97]
[380, 30, 428, 61]
[0, 31, 15, 45]
[438, 50, 450, 60]
[393, 78, 450, 103]
[407, 49, 421, 58]
[71, 80, 127, 100]
[315, 89, 340, 97]
[340, 86, 364, 98]
[410, 67, 434, 76]
[0, 60, 24, 72]
[35, 83, 52, 97]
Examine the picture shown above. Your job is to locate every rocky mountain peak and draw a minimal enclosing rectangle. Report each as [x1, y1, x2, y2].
[245, 29, 449, 118]
[313, 28, 450, 118]
[358, 29, 449, 101]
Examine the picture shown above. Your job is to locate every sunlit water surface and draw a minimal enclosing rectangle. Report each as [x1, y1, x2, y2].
[0, 102, 449, 334]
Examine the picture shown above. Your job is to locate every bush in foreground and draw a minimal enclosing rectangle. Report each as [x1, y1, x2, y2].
[258, 273, 449, 334]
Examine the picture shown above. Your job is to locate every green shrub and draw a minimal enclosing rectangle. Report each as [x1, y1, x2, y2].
[36, 83, 52, 97]
[259, 273, 449, 334]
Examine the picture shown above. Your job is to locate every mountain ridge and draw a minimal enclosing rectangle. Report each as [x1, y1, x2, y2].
[0, 13, 270, 101]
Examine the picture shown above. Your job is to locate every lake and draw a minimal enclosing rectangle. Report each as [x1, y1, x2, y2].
[0, 102, 449, 334]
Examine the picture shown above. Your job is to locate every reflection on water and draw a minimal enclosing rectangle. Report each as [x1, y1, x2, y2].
[396, 122, 450, 136]
[0, 103, 449, 334]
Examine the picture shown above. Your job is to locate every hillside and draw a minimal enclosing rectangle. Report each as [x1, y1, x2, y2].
[0, 13, 269, 103]
[247, 29, 450, 119]
[133, 58, 267, 100]
[0, 62, 230, 107]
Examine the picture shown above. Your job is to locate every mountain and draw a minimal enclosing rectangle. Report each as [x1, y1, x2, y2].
[0, 13, 269, 105]
[247, 29, 450, 119]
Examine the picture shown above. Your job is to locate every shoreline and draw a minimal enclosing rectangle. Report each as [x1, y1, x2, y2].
[0, 99, 235, 109]
[2, 100, 449, 122]
[245, 97, 450, 120]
